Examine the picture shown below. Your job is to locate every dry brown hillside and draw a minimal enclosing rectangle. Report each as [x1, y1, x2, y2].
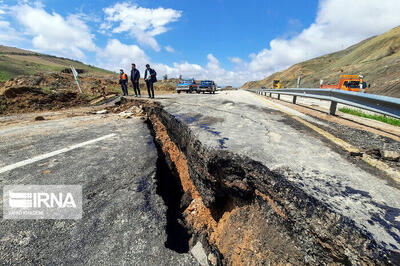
[242, 26, 400, 98]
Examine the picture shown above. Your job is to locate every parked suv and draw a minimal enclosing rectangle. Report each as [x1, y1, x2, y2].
[176, 79, 198, 94]
[198, 80, 216, 94]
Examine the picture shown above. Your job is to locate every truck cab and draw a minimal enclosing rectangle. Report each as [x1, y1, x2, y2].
[321, 75, 368, 93]
[176, 79, 198, 94]
[272, 79, 281, 89]
[198, 80, 216, 94]
[340, 75, 368, 92]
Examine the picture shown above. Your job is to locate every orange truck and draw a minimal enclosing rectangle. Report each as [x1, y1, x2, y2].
[320, 75, 368, 93]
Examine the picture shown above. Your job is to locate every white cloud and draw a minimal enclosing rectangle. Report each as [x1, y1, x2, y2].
[247, 0, 400, 76]
[152, 0, 400, 87]
[103, 3, 182, 51]
[165, 45, 175, 53]
[12, 4, 96, 59]
[97, 39, 149, 73]
[2, 0, 399, 88]
[152, 54, 249, 87]
[0, 4, 24, 45]
[0, 20, 23, 44]
[229, 57, 244, 65]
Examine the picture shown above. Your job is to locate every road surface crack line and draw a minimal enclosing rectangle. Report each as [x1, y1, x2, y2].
[0, 133, 116, 174]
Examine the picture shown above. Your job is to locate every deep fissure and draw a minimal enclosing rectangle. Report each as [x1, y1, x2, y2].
[139, 100, 400, 265]
[147, 119, 192, 253]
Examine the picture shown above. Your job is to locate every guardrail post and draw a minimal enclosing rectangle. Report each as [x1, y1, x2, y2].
[293, 96, 297, 104]
[330, 101, 337, 115]
[278, 94, 280, 100]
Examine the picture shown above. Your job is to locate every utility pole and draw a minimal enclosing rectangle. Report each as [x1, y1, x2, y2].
[70, 65, 82, 93]
[297, 75, 302, 88]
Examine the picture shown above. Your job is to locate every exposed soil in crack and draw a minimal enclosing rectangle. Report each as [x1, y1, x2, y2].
[128, 99, 400, 265]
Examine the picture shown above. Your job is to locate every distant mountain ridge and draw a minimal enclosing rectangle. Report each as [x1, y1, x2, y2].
[241, 26, 400, 98]
[0, 45, 112, 81]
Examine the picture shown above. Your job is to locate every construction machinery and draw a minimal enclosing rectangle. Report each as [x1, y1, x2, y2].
[272, 79, 281, 89]
[320, 75, 368, 92]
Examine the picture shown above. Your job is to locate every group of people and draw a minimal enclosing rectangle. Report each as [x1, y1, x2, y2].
[118, 64, 157, 98]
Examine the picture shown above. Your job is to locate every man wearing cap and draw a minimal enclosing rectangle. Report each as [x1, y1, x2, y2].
[118, 69, 129, 96]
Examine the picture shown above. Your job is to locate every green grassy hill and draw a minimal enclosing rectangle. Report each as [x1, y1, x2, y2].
[242, 26, 400, 98]
[0, 45, 112, 81]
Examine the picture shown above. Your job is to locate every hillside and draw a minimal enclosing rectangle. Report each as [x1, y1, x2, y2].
[0, 45, 113, 81]
[242, 26, 400, 98]
[0, 45, 186, 114]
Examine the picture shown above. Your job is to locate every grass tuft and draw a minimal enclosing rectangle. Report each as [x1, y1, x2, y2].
[339, 107, 400, 127]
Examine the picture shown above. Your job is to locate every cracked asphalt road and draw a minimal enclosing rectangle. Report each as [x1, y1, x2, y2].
[0, 113, 196, 265]
[157, 90, 400, 252]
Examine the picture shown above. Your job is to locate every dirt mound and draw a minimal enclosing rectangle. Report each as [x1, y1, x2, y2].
[2, 73, 117, 95]
[2, 86, 42, 98]
[0, 73, 180, 114]
[154, 78, 181, 91]
[0, 87, 89, 114]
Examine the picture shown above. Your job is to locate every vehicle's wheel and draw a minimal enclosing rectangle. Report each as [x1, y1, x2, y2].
[177, 91, 181, 94]
[186, 90, 188, 93]
[197, 90, 200, 94]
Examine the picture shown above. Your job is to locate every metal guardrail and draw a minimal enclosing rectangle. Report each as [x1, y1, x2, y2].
[252, 88, 400, 119]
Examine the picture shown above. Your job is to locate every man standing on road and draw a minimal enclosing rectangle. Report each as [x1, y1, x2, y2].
[130, 64, 141, 97]
[144, 64, 156, 98]
[119, 69, 128, 96]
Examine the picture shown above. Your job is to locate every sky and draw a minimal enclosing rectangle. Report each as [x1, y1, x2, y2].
[1, 0, 400, 87]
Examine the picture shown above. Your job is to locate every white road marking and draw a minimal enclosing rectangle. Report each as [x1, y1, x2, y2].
[0, 133, 116, 174]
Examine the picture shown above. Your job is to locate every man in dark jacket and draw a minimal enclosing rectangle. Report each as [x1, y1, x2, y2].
[130, 63, 141, 97]
[118, 69, 128, 96]
[144, 64, 156, 98]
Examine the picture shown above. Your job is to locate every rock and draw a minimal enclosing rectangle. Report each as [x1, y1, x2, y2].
[190, 242, 209, 266]
[35, 116, 45, 121]
[114, 96, 127, 106]
[90, 96, 105, 105]
[381, 150, 400, 161]
[119, 111, 133, 119]
[96, 110, 108, 114]
[207, 253, 218, 266]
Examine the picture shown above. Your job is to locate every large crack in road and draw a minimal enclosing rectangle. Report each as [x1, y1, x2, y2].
[1, 91, 399, 265]
[141, 95, 400, 265]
